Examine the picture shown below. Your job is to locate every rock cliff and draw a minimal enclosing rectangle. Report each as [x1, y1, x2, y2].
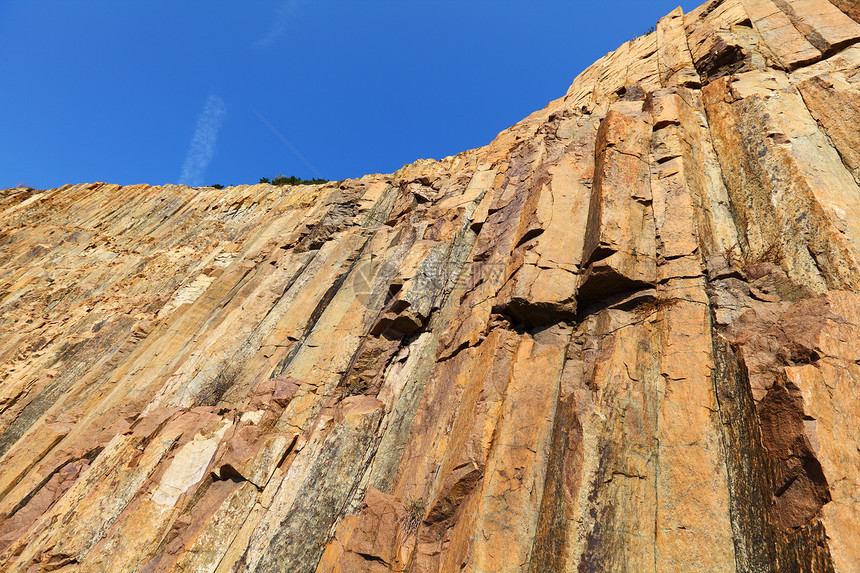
[2, 0, 860, 571]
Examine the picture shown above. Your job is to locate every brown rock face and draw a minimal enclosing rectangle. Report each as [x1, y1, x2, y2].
[2, 0, 860, 571]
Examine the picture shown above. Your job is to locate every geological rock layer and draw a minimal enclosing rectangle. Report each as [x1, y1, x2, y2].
[3, 0, 860, 571]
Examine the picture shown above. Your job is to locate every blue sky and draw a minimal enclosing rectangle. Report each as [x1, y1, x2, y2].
[1, 1, 700, 190]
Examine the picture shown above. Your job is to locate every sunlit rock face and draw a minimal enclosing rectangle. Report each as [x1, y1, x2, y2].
[3, 1, 860, 571]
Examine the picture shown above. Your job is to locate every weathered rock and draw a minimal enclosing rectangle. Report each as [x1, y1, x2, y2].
[2, 0, 860, 571]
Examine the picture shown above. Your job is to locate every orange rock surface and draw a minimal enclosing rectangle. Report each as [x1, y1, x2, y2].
[2, 0, 860, 571]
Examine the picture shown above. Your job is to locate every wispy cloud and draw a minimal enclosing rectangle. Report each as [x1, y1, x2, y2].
[179, 95, 227, 187]
[253, 0, 306, 48]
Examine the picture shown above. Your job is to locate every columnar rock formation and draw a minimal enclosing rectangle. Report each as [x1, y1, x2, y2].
[2, 0, 860, 571]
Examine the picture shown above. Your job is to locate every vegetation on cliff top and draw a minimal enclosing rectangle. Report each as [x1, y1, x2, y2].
[206, 175, 329, 190]
[260, 175, 329, 186]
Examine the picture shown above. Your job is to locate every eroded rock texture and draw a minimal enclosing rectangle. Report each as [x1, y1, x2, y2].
[2, 0, 860, 571]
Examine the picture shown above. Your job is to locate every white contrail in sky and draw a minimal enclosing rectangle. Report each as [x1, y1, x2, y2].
[179, 95, 227, 187]
[254, 0, 305, 48]
[252, 108, 324, 179]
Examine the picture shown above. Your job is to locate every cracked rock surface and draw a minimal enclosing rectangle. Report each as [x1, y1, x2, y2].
[2, 0, 860, 571]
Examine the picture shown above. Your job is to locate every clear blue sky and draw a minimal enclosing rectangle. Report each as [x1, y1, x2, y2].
[1, 1, 700, 190]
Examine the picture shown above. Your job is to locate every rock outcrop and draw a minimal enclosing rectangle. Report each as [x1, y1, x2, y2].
[2, 0, 860, 571]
